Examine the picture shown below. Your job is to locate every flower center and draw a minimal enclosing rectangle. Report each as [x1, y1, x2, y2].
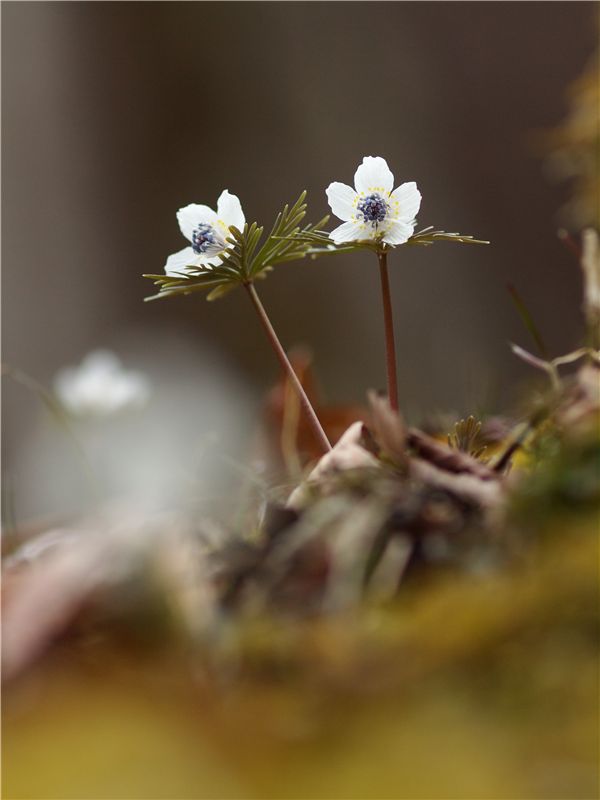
[192, 223, 218, 255]
[357, 193, 389, 224]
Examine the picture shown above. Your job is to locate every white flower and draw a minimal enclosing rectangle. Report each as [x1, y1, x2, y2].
[54, 350, 150, 417]
[326, 156, 422, 246]
[164, 189, 245, 276]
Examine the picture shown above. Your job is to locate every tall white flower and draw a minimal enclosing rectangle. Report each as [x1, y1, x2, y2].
[165, 190, 245, 276]
[326, 156, 421, 246]
[54, 350, 150, 417]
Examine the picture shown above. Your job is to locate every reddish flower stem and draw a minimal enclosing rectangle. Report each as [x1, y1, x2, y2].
[244, 282, 332, 454]
[377, 250, 399, 411]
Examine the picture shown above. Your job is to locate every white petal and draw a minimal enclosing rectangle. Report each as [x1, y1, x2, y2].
[217, 190, 245, 231]
[109, 372, 150, 410]
[383, 220, 415, 246]
[54, 351, 150, 416]
[354, 156, 394, 195]
[81, 350, 121, 375]
[390, 182, 422, 222]
[330, 220, 369, 244]
[325, 182, 357, 222]
[164, 246, 198, 276]
[177, 203, 218, 241]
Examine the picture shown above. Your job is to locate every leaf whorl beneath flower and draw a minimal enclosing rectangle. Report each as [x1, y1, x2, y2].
[284, 225, 489, 258]
[144, 192, 329, 302]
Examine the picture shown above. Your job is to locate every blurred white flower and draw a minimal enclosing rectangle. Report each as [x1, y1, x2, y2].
[164, 189, 245, 276]
[54, 350, 150, 417]
[326, 156, 421, 246]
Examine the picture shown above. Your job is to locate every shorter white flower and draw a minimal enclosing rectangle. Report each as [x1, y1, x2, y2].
[54, 350, 150, 417]
[326, 156, 421, 246]
[165, 190, 245, 276]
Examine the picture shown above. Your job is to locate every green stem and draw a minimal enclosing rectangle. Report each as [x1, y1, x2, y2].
[244, 282, 332, 454]
[377, 250, 399, 411]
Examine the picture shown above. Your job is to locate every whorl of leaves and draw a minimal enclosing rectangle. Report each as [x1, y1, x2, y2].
[283, 225, 489, 258]
[144, 192, 329, 302]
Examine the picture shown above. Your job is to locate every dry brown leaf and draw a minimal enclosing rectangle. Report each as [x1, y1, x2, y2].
[367, 390, 407, 465]
[287, 422, 380, 510]
[407, 428, 497, 481]
[409, 459, 504, 509]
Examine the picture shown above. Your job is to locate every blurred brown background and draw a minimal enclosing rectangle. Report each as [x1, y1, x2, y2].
[2, 2, 597, 510]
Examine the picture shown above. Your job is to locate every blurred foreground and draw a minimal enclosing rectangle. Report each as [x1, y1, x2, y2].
[3, 518, 598, 799]
[3, 342, 599, 798]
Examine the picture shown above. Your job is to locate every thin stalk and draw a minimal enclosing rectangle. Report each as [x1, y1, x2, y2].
[244, 282, 332, 454]
[377, 250, 399, 411]
[2, 364, 100, 502]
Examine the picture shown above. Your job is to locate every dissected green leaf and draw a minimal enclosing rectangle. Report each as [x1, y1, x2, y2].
[407, 227, 490, 246]
[206, 283, 237, 302]
[288, 225, 490, 258]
